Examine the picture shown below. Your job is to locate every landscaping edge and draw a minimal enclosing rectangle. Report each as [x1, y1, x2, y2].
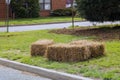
[0, 20, 85, 27]
[0, 58, 93, 80]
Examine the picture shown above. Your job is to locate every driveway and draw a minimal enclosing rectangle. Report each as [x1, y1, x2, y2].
[0, 65, 52, 80]
[0, 21, 119, 32]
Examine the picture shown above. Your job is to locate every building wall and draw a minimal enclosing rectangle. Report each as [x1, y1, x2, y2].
[40, 0, 67, 17]
[52, 0, 66, 10]
[40, 10, 50, 17]
[0, 0, 67, 18]
[0, 0, 6, 20]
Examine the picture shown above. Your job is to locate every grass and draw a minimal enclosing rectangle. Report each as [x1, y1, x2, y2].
[0, 30, 120, 80]
[0, 17, 83, 26]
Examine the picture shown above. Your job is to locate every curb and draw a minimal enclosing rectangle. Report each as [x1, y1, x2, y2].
[0, 58, 93, 80]
[0, 20, 85, 27]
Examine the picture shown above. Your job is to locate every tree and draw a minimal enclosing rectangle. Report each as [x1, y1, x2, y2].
[10, 0, 40, 18]
[76, 0, 120, 22]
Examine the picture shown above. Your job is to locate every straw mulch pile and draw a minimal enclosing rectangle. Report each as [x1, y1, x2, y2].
[31, 39, 105, 62]
[31, 39, 54, 56]
[70, 40, 105, 58]
[70, 40, 90, 45]
[50, 26, 120, 41]
[46, 43, 92, 62]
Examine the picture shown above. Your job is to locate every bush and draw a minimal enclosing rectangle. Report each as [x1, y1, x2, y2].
[51, 8, 76, 16]
[10, 0, 40, 18]
[76, 0, 120, 22]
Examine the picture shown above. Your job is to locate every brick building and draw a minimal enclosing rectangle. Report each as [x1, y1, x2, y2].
[0, 0, 73, 19]
[0, 0, 7, 20]
[40, 0, 67, 17]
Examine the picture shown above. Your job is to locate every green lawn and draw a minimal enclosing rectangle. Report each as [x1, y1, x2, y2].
[0, 17, 83, 26]
[0, 30, 120, 80]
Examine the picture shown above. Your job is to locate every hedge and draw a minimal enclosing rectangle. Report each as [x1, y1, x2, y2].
[10, 0, 40, 18]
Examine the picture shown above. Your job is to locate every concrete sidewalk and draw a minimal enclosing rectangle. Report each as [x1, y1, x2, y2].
[0, 58, 93, 80]
[0, 65, 52, 80]
[0, 21, 119, 32]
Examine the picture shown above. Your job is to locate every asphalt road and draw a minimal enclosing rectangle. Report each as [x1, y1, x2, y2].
[0, 21, 119, 32]
[0, 65, 52, 80]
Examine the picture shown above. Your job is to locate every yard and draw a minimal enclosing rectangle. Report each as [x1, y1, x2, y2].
[0, 26, 120, 80]
[0, 17, 83, 27]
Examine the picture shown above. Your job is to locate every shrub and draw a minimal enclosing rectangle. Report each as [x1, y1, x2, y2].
[76, 0, 120, 22]
[10, 0, 40, 18]
[51, 8, 76, 16]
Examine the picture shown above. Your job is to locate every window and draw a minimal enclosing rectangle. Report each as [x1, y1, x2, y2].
[40, 0, 51, 10]
[23, 2, 28, 8]
[66, 0, 77, 8]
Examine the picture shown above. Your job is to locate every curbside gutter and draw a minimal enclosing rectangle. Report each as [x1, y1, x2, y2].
[0, 21, 85, 27]
[0, 58, 93, 80]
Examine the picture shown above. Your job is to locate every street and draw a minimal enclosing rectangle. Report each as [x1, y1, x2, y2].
[0, 65, 52, 80]
[0, 21, 119, 32]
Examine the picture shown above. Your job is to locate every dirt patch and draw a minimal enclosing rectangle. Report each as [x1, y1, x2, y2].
[0, 34, 25, 37]
[50, 26, 120, 41]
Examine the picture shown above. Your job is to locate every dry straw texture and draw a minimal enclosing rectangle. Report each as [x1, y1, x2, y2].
[31, 39, 105, 62]
[31, 39, 54, 56]
[46, 43, 91, 62]
[70, 40, 105, 58]
[70, 40, 91, 45]
[87, 42, 105, 57]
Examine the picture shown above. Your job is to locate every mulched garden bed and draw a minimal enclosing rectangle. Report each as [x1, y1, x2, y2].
[50, 26, 120, 41]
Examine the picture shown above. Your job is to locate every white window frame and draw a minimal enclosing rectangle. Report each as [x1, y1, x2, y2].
[40, 0, 51, 10]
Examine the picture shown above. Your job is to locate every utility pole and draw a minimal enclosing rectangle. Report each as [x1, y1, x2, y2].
[6, 1, 9, 32]
[71, 0, 74, 29]
[5, 0, 11, 33]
